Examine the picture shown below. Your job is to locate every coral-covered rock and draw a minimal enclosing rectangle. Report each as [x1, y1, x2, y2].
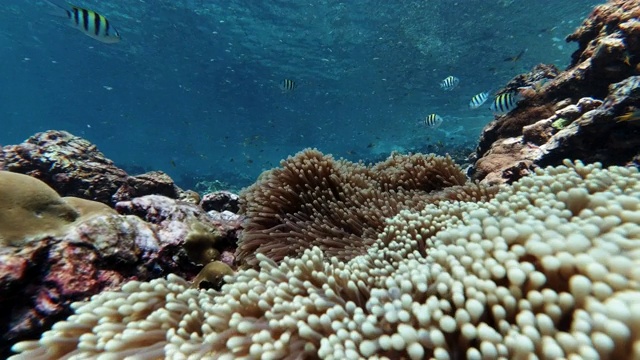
[115, 195, 242, 267]
[522, 119, 554, 145]
[1, 131, 129, 204]
[111, 171, 181, 203]
[471, 0, 640, 184]
[200, 191, 240, 213]
[0, 212, 169, 358]
[537, 78, 640, 166]
[0, 179, 243, 358]
[1, 131, 185, 205]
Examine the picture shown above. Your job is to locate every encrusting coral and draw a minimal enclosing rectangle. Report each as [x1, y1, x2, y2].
[10, 160, 640, 359]
[237, 149, 491, 268]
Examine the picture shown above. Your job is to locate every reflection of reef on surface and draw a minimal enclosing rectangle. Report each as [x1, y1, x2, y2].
[471, 0, 640, 185]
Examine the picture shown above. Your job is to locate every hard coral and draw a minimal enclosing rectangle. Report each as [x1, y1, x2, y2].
[237, 148, 479, 268]
[10, 160, 640, 359]
[0, 171, 78, 246]
[192, 261, 234, 290]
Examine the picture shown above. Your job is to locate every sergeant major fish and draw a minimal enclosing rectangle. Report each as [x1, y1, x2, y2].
[440, 76, 459, 91]
[280, 78, 296, 92]
[425, 114, 444, 128]
[44, 0, 120, 43]
[490, 91, 522, 114]
[469, 91, 490, 109]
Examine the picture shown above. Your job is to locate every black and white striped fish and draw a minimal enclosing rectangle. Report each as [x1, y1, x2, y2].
[425, 114, 444, 128]
[280, 79, 296, 92]
[469, 91, 490, 109]
[45, 1, 120, 43]
[440, 76, 459, 91]
[490, 92, 522, 114]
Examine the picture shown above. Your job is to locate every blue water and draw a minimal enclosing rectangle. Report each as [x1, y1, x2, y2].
[0, 0, 602, 190]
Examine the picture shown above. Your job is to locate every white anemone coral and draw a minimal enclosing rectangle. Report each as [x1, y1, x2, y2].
[10, 160, 640, 359]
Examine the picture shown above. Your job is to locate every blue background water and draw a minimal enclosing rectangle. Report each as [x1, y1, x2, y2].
[0, 0, 602, 190]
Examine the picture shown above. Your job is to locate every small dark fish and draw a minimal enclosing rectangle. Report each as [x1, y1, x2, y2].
[490, 92, 522, 114]
[504, 49, 527, 62]
[440, 76, 459, 91]
[425, 114, 444, 128]
[280, 79, 296, 92]
[45, 0, 120, 43]
[469, 91, 490, 109]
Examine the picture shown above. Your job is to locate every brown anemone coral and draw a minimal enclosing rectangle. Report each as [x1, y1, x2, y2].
[10, 160, 640, 359]
[236, 149, 482, 268]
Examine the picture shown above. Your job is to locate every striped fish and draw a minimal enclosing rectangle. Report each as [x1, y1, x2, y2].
[46, 1, 120, 43]
[440, 76, 459, 91]
[469, 91, 490, 109]
[425, 114, 443, 128]
[490, 92, 522, 114]
[280, 78, 296, 92]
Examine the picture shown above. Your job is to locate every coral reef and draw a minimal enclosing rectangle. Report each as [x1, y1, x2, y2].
[9, 160, 640, 359]
[237, 149, 494, 268]
[472, 0, 640, 185]
[1, 130, 185, 205]
[0, 174, 242, 358]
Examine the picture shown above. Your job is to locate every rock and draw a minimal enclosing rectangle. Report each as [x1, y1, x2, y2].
[471, 0, 640, 184]
[201, 191, 240, 213]
[554, 104, 582, 121]
[0, 211, 184, 357]
[115, 195, 242, 267]
[1, 131, 186, 205]
[1, 131, 128, 205]
[522, 119, 554, 145]
[0, 180, 243, 357]
[111, 171, 181, 203]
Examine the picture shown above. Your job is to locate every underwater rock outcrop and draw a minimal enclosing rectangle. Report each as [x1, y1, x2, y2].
[1, 130, 185, 205]
[0, 169, 242, 358]
[472, 0, 640, 185]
